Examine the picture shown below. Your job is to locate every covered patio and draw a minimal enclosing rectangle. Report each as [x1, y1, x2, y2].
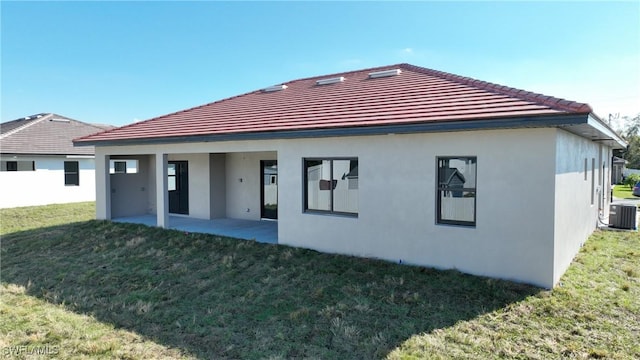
[113, 215, 278, 244]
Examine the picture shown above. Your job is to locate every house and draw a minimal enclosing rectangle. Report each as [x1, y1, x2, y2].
[611, 156, 626, 184]
[74, 64, 626, 288]
[0, 113, 111, 208]
[440, 165, 467, 196]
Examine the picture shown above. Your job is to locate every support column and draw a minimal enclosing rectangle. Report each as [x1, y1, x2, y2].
[95, 152, 111, 220]
[156, 153, 169, 228]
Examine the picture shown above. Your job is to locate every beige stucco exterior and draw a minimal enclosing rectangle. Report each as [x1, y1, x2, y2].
[94, 127, 614, 288]
[279, 128, 558, 287]
[552, 130, 611, 285]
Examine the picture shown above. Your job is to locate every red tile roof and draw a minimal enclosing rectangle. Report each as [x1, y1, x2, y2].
[75, 63, 593, 144]
[1, 113, 113, 155]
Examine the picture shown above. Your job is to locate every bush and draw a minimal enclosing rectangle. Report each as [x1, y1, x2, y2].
[623, 173, 640, 189]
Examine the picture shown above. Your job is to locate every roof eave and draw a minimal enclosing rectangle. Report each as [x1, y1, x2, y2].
[587, 114, 627, 148]
[75, 113, 602, 147]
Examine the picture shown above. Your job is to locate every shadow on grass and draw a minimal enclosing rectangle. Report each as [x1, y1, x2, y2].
[2, 220, 540, 359]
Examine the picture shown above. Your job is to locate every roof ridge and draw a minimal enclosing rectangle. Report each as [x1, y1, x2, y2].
[49, 113, 115, 132]
[3, 113, 113, 142]
[0, 113, 52, 139]
[400, 63, 593, 114]
[280, 63, 406, 84]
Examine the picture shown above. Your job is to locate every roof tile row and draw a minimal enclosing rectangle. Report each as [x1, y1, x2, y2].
[76, 63, 593, 144]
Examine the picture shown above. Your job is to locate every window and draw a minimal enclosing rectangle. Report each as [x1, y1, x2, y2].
[304, 158, 358, 215]
[114, 161, 127, 174]
[591, 158, 595, 205]
[437, 156, 477, 226]
[168, 163, 177, 191]
[64, 161, 79, 186]
[584, 158, 588, 181]
[109, 159, 139, 174]
[1, 160, 35, 171]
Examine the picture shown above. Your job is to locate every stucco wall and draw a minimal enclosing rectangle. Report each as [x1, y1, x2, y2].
[110, 155, 152, 217]
[0, 155, 96, 209]
[225, 151, 277, 220]
[209, 153, 227, 218]
[108, 153, 212, 219]
[552, 129, 609, 285]
[95, 145, 281, 221]
[277, 128, 557, 287]
[168, 153, 211, 219]
[92, 127, 609, 287]
[147, 155, 157, 214]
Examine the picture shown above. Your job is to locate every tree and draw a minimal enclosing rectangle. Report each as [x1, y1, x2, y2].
[616, 113, 640, 169]
[623, 113, 640, 138]
[623, 173, 640, 190]
[622, 136, 640, 169]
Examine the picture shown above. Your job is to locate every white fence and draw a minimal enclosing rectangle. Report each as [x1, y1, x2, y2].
[623, 168, 640, 177]
[440, 197, 475, 222]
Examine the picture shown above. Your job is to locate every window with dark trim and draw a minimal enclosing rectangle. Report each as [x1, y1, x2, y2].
[437, 156, 477, 226]
[114, 161, 127, 174]
[1, 160, 34, 171]
[584, 158, 588, 181]
[109, 159, 139, 174]
[64, 161, 79, 186]
[304, 158, 358, 215]
[591, 158, 595, 205]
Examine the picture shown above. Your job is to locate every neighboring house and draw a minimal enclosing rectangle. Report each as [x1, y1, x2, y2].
[75, 63, 626, 288]
[0, 113, 111, 208]
[611, 156, 626, 184]
[439, 166, 467, 197]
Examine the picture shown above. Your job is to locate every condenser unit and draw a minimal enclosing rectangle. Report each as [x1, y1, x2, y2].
[609, 204, 637, 230]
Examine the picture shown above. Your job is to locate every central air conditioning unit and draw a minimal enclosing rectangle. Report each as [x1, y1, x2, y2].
[609, 204, 637, 230]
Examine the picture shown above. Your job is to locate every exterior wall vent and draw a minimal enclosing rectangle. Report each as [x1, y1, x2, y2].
[368, 69, 402, 78]
[316, 76, 345, 86]
[263, 84, 288, 92]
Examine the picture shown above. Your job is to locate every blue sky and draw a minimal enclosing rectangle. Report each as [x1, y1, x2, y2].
[2, 1, 639, 128]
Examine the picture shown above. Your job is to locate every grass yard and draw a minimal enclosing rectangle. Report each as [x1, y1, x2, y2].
[1, 203, 639, 359]
[612, 184, 638, 200]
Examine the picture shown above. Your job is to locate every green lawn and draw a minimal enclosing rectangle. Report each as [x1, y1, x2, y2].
[1, 203, 639, 359]
[612, 184, 638, 200]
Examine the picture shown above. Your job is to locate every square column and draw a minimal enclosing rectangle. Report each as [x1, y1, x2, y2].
[155, 153, 169, 228]
[95, 152, 111, 220]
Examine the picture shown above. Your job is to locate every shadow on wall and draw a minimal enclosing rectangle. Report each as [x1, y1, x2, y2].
[2, 220, 540, 359]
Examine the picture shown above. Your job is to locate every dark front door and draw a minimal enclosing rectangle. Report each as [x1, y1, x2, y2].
[261, 160, 278, 219]
[168, 161, 189, 214]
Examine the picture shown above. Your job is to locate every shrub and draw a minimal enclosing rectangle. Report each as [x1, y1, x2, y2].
[623, 173, 640, 189]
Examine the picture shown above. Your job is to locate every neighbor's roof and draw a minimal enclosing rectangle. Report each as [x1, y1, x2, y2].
[75, 63, 621, 146]
[612, 156, 627, 164]
[1, 113, 113, 155]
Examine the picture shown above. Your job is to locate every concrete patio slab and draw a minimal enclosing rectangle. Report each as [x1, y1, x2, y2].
[112, 215, 278, 244]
